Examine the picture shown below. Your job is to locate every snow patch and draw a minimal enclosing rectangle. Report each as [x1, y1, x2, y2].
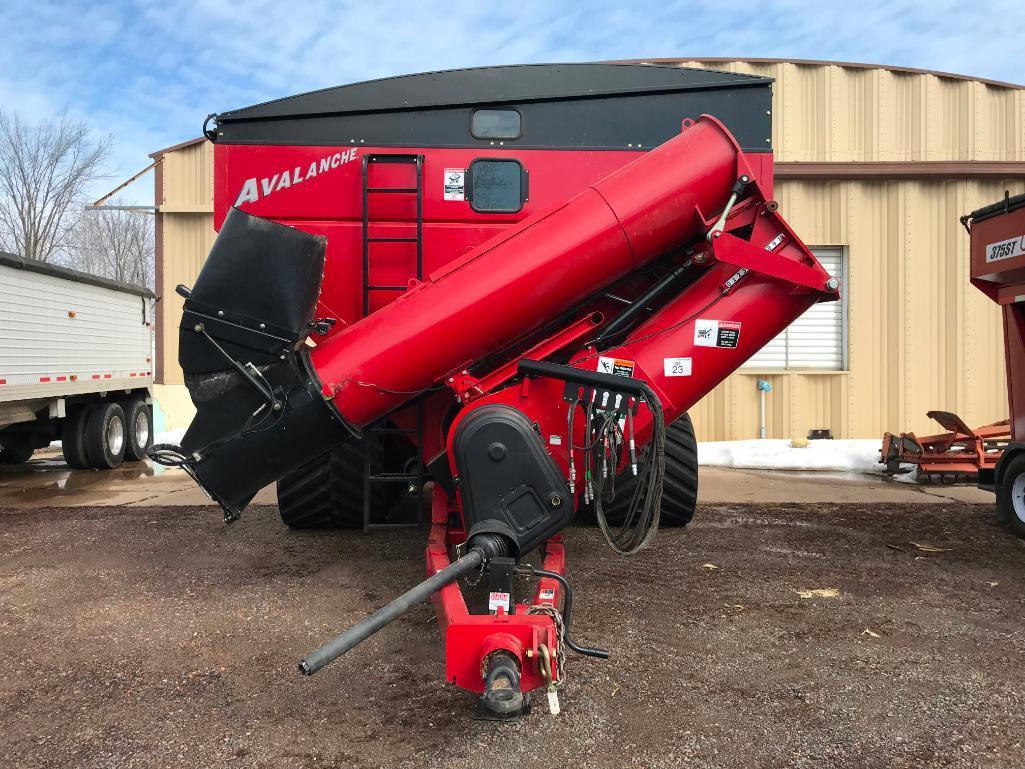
[697, 439, 884, 474]
[154, 429, 187, 446]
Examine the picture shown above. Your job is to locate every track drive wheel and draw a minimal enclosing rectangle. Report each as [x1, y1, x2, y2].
[276, 440, 389, 529]
[594, 412, 699, 527]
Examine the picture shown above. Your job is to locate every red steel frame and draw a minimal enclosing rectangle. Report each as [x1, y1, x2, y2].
[408, 121, 832, 696]
[427, 486, 564, 694]
[881, 411, 1010, 480]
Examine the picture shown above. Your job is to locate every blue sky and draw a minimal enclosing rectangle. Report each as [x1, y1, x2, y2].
[1, 0, 1022, 203]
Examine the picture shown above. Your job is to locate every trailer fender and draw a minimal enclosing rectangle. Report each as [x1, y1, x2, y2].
[991, 443, 1025, 493]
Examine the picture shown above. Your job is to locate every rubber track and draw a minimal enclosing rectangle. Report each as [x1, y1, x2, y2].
[600, 412, 699, 527]
[276, 441, 386, 529]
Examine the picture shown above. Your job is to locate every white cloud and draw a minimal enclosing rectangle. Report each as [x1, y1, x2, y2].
[0, 0, 1021, 203]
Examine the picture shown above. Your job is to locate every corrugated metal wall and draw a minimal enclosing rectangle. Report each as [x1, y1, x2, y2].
[691, 177, 1021, 441]
[160, 141, 215, 211]
[154, 61, 1025, 440]
[154, 140, 215, 386]
[677, 59, 1023, 440]
[674, 60, 1025, 162]
[157, 217, 215, 385]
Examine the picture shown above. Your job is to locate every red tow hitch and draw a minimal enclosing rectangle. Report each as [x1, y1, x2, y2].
[301, 484, 608, 718]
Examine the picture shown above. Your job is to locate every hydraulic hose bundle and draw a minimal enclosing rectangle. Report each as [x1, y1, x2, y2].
[569, 385, 666, 555]
[588, 386, 666, 555]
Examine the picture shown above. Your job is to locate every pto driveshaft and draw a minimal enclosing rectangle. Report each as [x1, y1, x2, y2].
[299, 547, 487, 676]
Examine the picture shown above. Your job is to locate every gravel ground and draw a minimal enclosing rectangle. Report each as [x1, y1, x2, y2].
[1, 501, 1024, 768]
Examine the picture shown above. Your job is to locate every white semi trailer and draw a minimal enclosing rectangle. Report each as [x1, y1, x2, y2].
[0, 251, 155, 468]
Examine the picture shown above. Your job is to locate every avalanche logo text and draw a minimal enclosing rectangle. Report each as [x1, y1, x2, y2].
[234, 148, 360, 207]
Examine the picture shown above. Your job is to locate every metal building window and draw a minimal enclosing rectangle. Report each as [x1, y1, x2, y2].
[742, 246, 848, 371]
[470, 109, 522, 140]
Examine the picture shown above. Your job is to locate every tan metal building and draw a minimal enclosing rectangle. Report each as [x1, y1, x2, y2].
[150, 137, 215, 428]
[151, 58, 1025, 440]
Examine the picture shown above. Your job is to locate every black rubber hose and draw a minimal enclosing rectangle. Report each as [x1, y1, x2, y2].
[516, 564, 609, 659]
[299, 547, 488, 676]
[593, 264, 690, 346]
[591, 383, 665, 555]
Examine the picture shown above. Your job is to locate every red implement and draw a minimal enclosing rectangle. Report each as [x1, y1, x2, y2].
[881, 411, 1010, 481]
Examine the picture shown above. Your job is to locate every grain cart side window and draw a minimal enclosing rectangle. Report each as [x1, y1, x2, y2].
[470, 109, 522, 140]
[466, 159, 528, 214]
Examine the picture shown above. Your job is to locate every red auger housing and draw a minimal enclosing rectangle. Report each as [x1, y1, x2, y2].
[168, 64, 838, 717]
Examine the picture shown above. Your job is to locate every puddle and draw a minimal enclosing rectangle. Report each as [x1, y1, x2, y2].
[0, 454, 180, 505]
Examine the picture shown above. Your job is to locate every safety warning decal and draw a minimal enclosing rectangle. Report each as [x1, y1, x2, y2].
[986, 235, 1025, 263]
[539, 588, 557, 602]
[694, 319, 742, 348]
[444, 168, 465, 201]
[663, 357, 692, 377]
[597, 356, 636, 377]
[489, 591, 511, 612]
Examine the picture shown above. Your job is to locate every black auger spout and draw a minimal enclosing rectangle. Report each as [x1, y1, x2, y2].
[172, 208, 355, 520]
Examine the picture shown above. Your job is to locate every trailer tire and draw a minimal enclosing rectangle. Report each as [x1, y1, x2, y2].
[276, 441, 389, 529]
[0, 437, 34, 464]
[83, 402, 127, 470]
[592, 412, 699, 527]
[122, 400, 153, 462]
[996, 454, 1025, 539]
[61, 406, 92, 469]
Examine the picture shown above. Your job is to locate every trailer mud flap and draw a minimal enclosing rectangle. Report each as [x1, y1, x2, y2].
[177, 208, 353, 518]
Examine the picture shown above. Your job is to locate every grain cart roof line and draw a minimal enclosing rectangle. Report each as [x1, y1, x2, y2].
[208, 62, 773, 152]
[215, 62, 773, 119]
[963, 191, 1025, 226]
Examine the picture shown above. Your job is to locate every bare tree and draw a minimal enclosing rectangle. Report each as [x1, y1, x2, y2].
[0, 112, 110, 262]
[67, 203, 154, 288]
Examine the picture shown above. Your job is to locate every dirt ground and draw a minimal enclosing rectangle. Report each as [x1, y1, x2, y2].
[1, 499, 1024, 769]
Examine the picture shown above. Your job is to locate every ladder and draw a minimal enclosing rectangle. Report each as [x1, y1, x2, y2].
[360, 153, 426, 531]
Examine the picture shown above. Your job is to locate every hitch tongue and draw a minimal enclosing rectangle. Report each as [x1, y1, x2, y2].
[514, 564, 609, 660]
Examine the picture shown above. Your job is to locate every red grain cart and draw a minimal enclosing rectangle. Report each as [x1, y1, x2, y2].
[162, 64, 838, 716]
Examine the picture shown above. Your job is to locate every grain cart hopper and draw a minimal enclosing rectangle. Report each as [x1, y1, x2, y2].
[157, 64, 839, 717]
[962, 192, 1025, 537]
